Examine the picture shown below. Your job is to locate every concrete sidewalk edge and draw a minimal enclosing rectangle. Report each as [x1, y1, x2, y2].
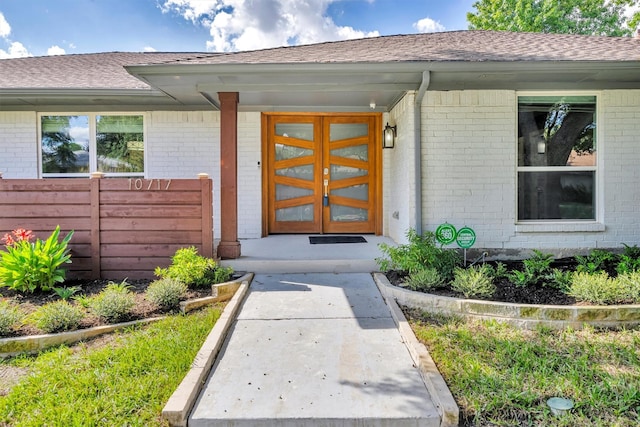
[162, 273, 254, 427]
[373, 273, 460, 427]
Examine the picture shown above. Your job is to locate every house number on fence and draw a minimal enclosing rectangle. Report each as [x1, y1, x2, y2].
[128, 178, 172, 190]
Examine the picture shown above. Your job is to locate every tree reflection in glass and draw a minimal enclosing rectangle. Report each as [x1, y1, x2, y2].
[41, 115, 89, 174]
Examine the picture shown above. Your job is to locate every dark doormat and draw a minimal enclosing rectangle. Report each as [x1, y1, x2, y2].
[309, 235, 367, 244]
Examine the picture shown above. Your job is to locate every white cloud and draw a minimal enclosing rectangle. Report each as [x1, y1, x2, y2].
[0, 12, 10, 38]
[144, 46, 158, 52]
[0, 11, 32, 58]
[47, 45, 66, 56]
[0, 41, 31, 59]
[161, 0, 379, 52]
[413, 17, 445, 33]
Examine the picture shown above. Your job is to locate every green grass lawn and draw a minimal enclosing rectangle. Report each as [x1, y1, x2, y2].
[406, 308, 640, 427]
[0, 305, 223, 427]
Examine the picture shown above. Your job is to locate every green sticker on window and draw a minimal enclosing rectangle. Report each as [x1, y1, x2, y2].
[435, 223, 457, 245]
[456, 227, 476, 249]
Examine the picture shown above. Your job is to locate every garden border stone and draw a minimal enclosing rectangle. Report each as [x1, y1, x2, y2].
[162, 276, 252, 427]
[373, 273, 640, 330]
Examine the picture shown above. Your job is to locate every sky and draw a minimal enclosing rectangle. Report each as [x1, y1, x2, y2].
[0, 0, 476, 58]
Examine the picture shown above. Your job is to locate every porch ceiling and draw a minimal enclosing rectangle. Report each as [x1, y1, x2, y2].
[127, 60, 640, 112]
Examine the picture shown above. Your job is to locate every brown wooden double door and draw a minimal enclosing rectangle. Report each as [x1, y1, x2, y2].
[263, 114, 381, 234]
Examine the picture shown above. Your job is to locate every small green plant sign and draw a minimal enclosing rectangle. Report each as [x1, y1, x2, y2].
[435, 223, 457, 245]
[456, 227, 476, 249]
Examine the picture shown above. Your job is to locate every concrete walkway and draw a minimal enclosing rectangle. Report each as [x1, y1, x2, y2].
[189, 273, 443, 426]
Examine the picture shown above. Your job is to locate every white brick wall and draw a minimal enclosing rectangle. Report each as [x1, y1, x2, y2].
[421, 89, 640, 253]
[385, 93, 416, 243]
[237, 112, 262, 238]
[0, 112, 38, 178]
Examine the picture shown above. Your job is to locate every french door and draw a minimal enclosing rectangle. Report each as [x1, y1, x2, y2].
[263, 114, 381, 234]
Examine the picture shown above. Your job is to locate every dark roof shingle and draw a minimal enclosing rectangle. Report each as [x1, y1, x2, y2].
[0, 31, 638, 91]
[0, 52, 217, 90]
[178, 30, 640, 65]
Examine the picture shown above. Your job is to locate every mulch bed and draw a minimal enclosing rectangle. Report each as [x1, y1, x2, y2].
[386, 259, 578, 306]
[2, 279, 213, 337]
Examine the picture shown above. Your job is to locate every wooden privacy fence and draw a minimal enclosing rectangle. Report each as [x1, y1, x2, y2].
[0, 174, 213, 280]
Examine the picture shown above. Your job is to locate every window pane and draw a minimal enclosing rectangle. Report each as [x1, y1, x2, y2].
[276, 204, 314, 221]
[518, 171, 595, 220]
[96, 115, 144, 173]
[518, 96, 596, 167]
[330, 123, 368, 142]
[41, 115, 89, 173]
[330, 205, 368, 222]
[275, 123, 313, 141]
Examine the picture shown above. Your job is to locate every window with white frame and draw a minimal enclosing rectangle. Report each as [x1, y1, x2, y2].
[40, 114, 144, 177]
[517, 95, 596, 221]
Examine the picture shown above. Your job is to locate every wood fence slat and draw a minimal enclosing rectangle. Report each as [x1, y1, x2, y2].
[0, 192, 91, 204]
[91, 177, 101, 278]
[99, 192, 202, 204]
[99, 230, 202, 244]
[0, 205, 91, 217]
[100, 205, 201, 218]
[0, 179, 91, 191]
[100, 244, 191, 257]
[0, 219, 91, 231]
[201, 177, 214, 258]
[100, 218, 202, 231]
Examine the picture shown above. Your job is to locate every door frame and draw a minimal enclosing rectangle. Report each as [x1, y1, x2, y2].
[261, 112, 383, 236]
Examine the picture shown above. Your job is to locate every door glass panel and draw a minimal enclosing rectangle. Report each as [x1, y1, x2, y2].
[331, 184, 368, 201]
[275, 164, 314, 181]
[330, 205, 368, 222]
[330, 144, 368, 161]
[275, 123, 314, 141]
[275, 144, 313, 161]
[276, 204, 314, 221]
[330, 123, 368, 142]
[331, 165, 367, 179]
[276, 184, 313, 201]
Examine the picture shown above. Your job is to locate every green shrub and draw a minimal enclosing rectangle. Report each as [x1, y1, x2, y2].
[483, 262, 508, 281]
[88, 281, 135, 323]
[403, 268, 444, 292]
[155, 246, 233, 288]
[377, 229, 461, 280]
[451, 265, 496, 299]
[550, 268, 573, 292]
[145, 278, 188, 309]
[575, 249, 616, 274]
[0, 226, 74, 293]
[0, 300, 22, 336]
[568, 272, 622, 305]
[507, 250, 555, 287]
[616, 271, 640, 303]
[616, 244, 640, 275]
[30, 300, 84, 333]
[52, 286, 80, 300]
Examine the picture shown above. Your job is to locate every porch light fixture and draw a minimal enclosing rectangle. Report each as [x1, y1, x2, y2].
[383, 122, 396, 149]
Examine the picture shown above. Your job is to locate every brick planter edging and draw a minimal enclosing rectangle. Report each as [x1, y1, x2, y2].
[373, 273, 640, 330]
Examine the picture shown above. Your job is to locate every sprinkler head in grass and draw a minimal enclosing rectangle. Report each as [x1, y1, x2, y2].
[547, 397, 574, 416]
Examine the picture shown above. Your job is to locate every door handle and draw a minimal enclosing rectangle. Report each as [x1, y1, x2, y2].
[323, 179, 329, 206]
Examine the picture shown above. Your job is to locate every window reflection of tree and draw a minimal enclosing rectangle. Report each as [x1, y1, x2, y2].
[42, 116, 83, 173]
[97, 116, 144, 173]
[518, 100, 595, 220]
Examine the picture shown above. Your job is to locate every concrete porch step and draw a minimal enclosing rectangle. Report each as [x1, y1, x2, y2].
[220, 258, 379, 274]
